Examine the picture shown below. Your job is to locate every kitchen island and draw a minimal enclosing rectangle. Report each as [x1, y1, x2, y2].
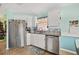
[29, 31, 61, 54]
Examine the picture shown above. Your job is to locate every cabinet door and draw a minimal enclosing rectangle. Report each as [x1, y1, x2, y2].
[37, 34, 45, 49]
[31, 34, 35, 45]
[31, 34, 45, 49]
[26, 33, 31, 45]
[31, 34, 38, 46]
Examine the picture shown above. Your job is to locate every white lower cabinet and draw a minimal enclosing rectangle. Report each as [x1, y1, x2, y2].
[31, 34, 45, 49]
[26, 33, 31, 45]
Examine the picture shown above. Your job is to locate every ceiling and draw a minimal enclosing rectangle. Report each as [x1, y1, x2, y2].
[0, 3, 72, 16]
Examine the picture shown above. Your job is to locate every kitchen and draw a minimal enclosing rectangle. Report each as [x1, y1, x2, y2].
[7, 4, 61, 54]
[0, 3, 79, 55]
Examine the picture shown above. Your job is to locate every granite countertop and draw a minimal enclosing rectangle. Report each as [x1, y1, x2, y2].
[31, 31, 61, 37]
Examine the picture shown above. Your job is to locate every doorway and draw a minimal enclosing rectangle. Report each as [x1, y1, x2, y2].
[0, 19, 6, 55]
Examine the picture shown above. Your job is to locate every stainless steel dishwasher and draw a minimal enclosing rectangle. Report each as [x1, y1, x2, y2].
[45, 35, 59, 54]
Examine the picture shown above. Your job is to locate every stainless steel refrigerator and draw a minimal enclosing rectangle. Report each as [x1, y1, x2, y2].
[8, 20, 26, 48]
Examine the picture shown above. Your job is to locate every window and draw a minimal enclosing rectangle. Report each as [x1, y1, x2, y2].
[36, 16, 48, 31]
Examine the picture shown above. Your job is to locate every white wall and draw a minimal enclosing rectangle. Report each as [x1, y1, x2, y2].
[48, 9, 60, 27]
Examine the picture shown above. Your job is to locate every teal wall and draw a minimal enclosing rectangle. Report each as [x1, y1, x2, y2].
[37, 12, 48, 18]
[60, 36, 79, 52]
[5, 9, 36, 20]
[60, 4, 79, 52]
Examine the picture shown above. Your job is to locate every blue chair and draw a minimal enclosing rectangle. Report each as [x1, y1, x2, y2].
[74, 39, 79, 55]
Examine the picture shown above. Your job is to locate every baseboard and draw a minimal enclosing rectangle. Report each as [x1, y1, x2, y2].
[60, 48, 77, 55]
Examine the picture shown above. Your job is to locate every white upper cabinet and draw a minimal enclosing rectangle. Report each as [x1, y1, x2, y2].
[48, 9, 60, 27]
